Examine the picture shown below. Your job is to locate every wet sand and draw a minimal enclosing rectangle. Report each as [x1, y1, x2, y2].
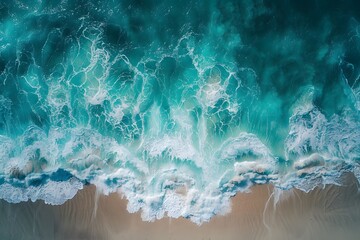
[1, 174, 360, 240]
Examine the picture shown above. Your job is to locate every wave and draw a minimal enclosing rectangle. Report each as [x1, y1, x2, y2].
[0, 0, 359, 224]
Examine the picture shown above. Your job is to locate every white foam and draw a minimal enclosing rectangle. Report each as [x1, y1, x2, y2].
[293, 153, 325, 170]
[0, 178, 83, 205]
[218, 133, 273, 162]
[145, 135, 197, 161]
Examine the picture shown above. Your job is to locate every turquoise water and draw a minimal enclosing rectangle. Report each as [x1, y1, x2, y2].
[0, 0, 359, 223]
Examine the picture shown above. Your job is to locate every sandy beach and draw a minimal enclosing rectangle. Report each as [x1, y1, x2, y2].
[0, 174, 359, 240]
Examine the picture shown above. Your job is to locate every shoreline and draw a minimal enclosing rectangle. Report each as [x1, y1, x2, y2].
[1, 175, 360, 240]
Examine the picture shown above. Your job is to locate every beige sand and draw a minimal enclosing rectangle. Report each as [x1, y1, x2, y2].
[0, 175, 360, 240]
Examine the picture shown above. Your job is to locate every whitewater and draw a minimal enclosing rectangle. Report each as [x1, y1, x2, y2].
[0, 0, 359, 224]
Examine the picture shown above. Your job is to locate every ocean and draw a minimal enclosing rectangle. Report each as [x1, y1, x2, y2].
[0, 0, 359, 226]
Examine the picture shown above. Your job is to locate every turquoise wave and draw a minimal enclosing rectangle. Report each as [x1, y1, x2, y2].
[0, 0, 359, 223]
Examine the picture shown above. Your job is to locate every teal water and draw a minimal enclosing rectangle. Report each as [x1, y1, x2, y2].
[0, 0, 359, 223]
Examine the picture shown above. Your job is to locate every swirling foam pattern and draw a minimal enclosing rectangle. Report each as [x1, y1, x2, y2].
[0, 0, 359, 223]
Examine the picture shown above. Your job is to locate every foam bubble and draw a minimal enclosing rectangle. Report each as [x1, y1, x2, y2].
[0, 177, 83, 205]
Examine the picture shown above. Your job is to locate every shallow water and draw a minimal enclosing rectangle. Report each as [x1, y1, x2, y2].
[1, 176, 360, 240]
[0, 0, 359, 223]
